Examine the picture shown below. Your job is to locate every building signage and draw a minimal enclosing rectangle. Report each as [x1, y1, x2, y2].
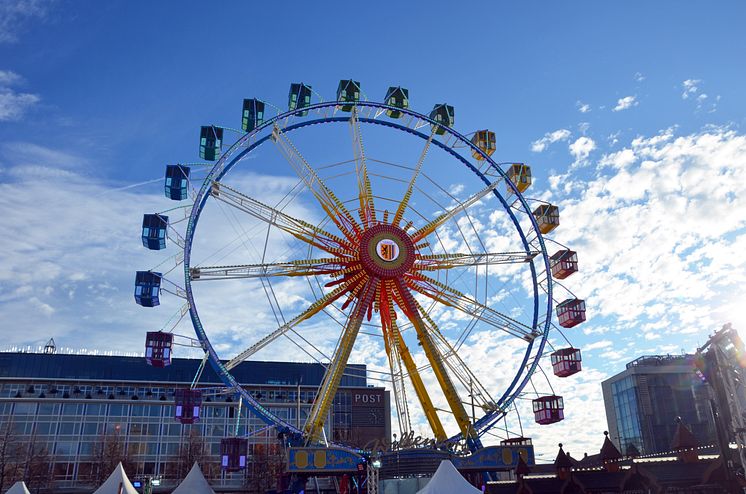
[287, 447, 363, 473]
[287, 444, 534, 473]
[451, 445, 535, 470]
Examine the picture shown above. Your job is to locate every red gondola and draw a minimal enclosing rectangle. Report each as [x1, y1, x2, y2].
[551, 348, 582, 377]
[550, 250, 578, 279]
[532, 395, 564, 425]
[556, 299, 586, 328]
[145, 332, 173, 367]
[220, 437, 248, 471]
[174, 389, 202, 424]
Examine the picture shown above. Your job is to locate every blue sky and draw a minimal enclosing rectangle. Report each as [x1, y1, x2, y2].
[1, 1, 746, 459]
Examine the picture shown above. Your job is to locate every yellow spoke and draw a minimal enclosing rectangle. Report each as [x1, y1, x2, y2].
[210, 181, 354, 256]
[303, 278, 379, 444]
[411, 177, 503, 243]
[350, 108, 376, 228]
[271, 125, 361, 241]
[392, 127, 436, 227]
[224, 271, 366, 370]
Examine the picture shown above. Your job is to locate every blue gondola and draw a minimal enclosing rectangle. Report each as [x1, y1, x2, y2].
[336, 79, 361, 111]
[134, 271, 162, 307]
[241, 99, 265, 132]
[199, 126, 223, 161]
[288, 83, 312, 116]
[141, 214, 169, 250]
[165, 165, 190, 201]
[384, 86, 409, 118]
[429, 103, 455, 135]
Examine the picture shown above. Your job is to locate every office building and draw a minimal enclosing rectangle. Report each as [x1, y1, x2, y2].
[601, 354, 716, 456]
[0, 350, 390, 489]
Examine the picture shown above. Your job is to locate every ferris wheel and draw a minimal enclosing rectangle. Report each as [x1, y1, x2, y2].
[135, 80, 586, 458]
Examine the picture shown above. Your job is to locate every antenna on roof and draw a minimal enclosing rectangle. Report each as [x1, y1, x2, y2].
[43, 338, 57, 354]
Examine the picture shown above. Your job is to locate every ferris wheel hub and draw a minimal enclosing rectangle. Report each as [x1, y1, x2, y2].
[358, 223, 416, 279]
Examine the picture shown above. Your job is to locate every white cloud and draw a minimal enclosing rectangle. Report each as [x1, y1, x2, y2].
[0, 69, 39, 121]
[0, 0, 50, 43]
[0, 69, 21, 85]
[682, 79, 701, 99]
[0, 89, 39, 120]
[576, 101, 591, 113]
[569, 136, 596, 162]
[634, 72, 645, 82]
[531, 129, 572, 152]
[584, 340, 613, 351]
[612, 96, 638, 112]
[681, 80, 718, 113]
[550, 126, 746, 338]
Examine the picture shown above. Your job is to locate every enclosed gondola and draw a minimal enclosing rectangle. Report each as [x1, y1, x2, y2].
[241, 98, 265, 132]
[288, 83, 312, 116]
[145, 331, 173, 367]
[165, 165, 190, 201]
[532, 204, 559, 234]
[384, 86, 409, 118]
[507, 163, 532, 194]
[134, 271, 162, 307]
[556, 298, 586, 328]
[199, 126, 223, 161]
[141, 214, 169, 251]
[551, 348, 582, 377]
[336, 79, 361, 111]
[174, 388, 202, 424]
[429, 103, 454, 135]
[532, 395, 564, 425]
[471, 130, 496, 160]
[550, 250, 578, 279]
[220, 437, 248, 471]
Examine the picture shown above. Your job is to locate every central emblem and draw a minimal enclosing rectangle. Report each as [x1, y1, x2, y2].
[376, 239, 400, 262]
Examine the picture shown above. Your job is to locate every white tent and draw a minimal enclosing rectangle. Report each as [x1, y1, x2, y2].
[92, 462, 139, 494]
[415, 460, 482, 494]
[5, 481, 31, 494]
[172, 463, 215, 494]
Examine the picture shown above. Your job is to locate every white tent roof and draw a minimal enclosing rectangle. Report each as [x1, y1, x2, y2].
[92, 462, 139, 494]
[5, 481, 30, 494]
[416, 460, 482, 494]
[172, 463, 215, 494]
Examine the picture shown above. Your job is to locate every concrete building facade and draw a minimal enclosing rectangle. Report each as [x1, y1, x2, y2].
[0, 351, 390, 489]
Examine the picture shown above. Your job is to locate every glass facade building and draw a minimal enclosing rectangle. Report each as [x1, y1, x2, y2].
[602, 354, 716, 456]
[0, 351, 390, 489]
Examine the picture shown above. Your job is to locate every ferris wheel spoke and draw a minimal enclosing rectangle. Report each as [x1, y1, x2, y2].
[382, 321, 412, 435]
[303, 278, 379, 444]
[392, 278, 476, 441]
[350, 108, 376, 228]
[271, 124, 361, 242]
[189, 258, 345, 281]
[392, 127, 436, 227]
[223, 272, 368, 371]
[414, 251, 540, 271]
[405, 273, 538, 341]
[410, 177, 503, 243]
[210, 180, 354, 255]
[391, 320, 448, 439]
[378, 280, 444, 440]
[410, 298, 497, 413]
